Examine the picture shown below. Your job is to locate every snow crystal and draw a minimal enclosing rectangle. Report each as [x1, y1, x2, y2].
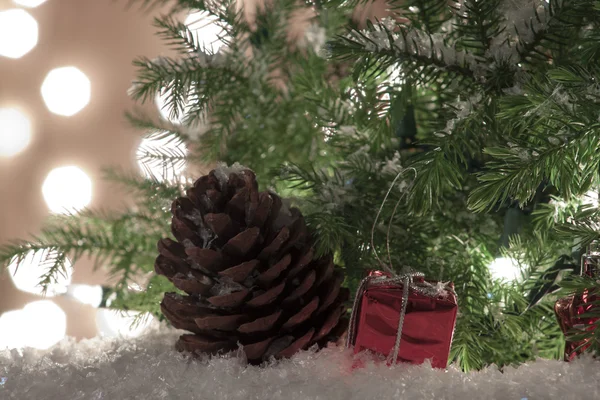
[213, 162, 250, 187]
[1, 325, 599, 399]
[441, 95, 482, 134]
[210, 280, 244, 296]
[126, 81, 143, 97]
[548, 136, 561, 145]
[381, 151, 403, 175]
[196, 51, 227, 67]
[502, 85, 524, 96]
[300, 23, 327, 55]
[182, 239, 195, 249]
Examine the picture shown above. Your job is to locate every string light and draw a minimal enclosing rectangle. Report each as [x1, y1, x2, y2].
[583, 188, 599, 207]
[42, 166, 93, 214]
[155, 87, 192, 124]
[488, 256, 522, 283]
[95, 309, 154, 338]
[12, 0, 48, 7]
[7, 250, 72, 297]
[0, 301, 66, 350]
[0, 9, 38, 59]
[65, 284, 103, 308]
[41, 67, 91, 116]
[0, 108, 32, 158]
[136, 132, 187, 183]
[185, 11, 229, 53]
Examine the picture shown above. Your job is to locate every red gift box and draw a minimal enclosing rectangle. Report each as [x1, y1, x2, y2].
[554, 244, 600, 361]
[555, 293, 598, 361]
[347, 271, 458, 368]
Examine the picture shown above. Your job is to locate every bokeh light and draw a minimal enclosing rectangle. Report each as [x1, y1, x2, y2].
[0, 108, 32, 157]
[185, 11, 229, 53]
[95, 309, 154, 338]
[41, 67, 91, 116]
[8, 250, 73, 297]
[0, 301, 66, 349]
[136, 132, 187, 183]
[584, 188, 599, 207]
[155, 87, 193, 124]
[13, 0, 48, 7]
[488, 256, 522, 283]
[0, 9, 38, 59]
[65, 284, 103, 308]
[42, 166, 93, 214]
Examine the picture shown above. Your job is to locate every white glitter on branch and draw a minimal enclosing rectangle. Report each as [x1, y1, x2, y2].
[301, 23, 327, 55]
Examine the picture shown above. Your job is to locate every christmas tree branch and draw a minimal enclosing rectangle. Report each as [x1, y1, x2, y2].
[515, 0, 597, 64]
[331, 22, 477, 87]
[402, 0, 452, 34]
[453, 0, 503, 57]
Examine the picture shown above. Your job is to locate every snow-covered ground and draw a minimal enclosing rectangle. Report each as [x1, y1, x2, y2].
[1, 326, 598, 400]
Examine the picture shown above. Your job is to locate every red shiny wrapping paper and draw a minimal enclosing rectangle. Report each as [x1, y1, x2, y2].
[555, 291, 598, 361]
[350, 271, 458, 368]
[554, 250, 599, 361]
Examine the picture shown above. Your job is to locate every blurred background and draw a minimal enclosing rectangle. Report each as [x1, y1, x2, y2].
[0, 0, 172, 347]
[0, 0, 387, 350]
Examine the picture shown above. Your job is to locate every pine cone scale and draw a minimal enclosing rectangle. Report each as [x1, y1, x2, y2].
[258, 227, 290, 261]
[282, 296, 319, 330]
[257, 254, 292, 287]
[277, 329, 314, 358]
[243, 337, 274, 360]
[207, 288, 250, 307]
[218, 260, 260, 282]
[185, 248, 222, 272]
[195, 314, 244, 331]
[283, 270, 316, 304]
[222, 227, 261, 258]
[238, 310, 282, 334]
[246, 281, 286, 307]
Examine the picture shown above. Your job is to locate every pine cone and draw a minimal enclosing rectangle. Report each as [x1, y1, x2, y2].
[155, 166, 349, 363]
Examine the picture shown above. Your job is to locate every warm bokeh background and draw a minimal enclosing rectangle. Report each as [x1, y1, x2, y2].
[0, 0, 388, 344]
[0, 0, 170, 340]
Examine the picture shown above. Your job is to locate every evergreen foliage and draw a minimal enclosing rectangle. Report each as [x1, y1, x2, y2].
[2, 0, 600, 371]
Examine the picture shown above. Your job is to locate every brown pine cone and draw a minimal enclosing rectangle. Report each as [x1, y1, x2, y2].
[155, 165, 349, 364]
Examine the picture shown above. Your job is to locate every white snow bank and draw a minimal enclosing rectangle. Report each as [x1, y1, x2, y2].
[1, 325, 598, 400]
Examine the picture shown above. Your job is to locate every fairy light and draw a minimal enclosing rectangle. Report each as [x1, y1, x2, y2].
[41, 67, 91, 116]
[42, 166, 93, 214]
[0, 301, 66, 350]
[7, 250, 73, 297]
[488, 256, 522, 282]
[95, 309, 154, 338]
[583, 188, 599, 207]
[13, 0, 47, 6]
[136, 132, 187, 183]
[0, 108, 32, 158]
[185, 10, 229, 53]
[0, 9, 38, 59]
[155, 87, 193, 124]
[65, 284, 103, 308]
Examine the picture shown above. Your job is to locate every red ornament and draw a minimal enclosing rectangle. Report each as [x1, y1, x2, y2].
[347, 271, 458, 368]
[554, 243, 600, 361]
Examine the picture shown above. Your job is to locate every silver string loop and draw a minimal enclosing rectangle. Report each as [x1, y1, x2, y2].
[370, 168, 416, 274]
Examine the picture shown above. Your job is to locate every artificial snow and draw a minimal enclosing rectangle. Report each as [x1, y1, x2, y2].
[0, 325, 598, 400]
[213, 162, 249, 188]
